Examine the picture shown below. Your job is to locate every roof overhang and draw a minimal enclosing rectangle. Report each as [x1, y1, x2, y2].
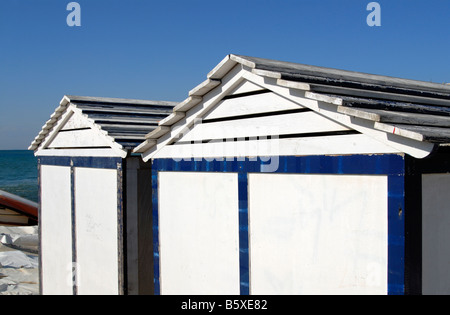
[134, 54, 450, 161]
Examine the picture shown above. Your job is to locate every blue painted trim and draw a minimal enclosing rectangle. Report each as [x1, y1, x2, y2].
[37, 162, 43, 295]
[116, 162, 125, 295]
[151, 160, 161, 295]
[387, 174, 406, 295]
[39, 156, 121, 169]
[152, 155, 406, 295]
[238, 172, 250, 295]
[70, 164, 77, 295]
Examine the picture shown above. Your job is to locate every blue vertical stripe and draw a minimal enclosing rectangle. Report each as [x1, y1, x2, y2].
[387, 174, 406, 295]
[151, 160, 161, 295]
[238, 172, 250, 295]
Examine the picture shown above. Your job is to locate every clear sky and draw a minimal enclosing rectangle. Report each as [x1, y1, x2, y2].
[1, 0, 449, 150]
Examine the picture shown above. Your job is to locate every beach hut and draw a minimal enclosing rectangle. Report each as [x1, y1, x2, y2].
[29, 95, 177, 295]
[135, 54, 450, 295]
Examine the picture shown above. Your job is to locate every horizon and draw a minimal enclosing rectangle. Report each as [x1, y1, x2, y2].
[1, 0, 450, 150]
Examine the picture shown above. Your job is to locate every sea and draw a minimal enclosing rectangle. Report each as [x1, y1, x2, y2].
[0, 150, 38, 203]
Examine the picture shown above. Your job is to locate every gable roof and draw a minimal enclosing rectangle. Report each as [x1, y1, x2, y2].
[134, 54, 450, 159]
[29, 95, 177, 156]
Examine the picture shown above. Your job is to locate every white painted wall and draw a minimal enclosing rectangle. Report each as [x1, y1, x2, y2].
[158, 172, 240, 295]
[74, 167, 119, 295]
[248, 173, 388, 295]
[422, 173, 450, 295]
[40, 165, 73, 295]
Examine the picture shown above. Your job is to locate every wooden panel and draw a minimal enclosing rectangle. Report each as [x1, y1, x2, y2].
[47, 128, 110, 149]
[40, 165, 73, 295]
[249, 173, 388, 295]
[60, 112, 91, 130]
[422, 174, 450, 295]
[203, 92, 303, 121]
[158, 172, 240, 295]
[179, 111, 349, 142]
[228, 80, 265, 95]
[75, 167, 119, 295]
[156, 134, 400, 160]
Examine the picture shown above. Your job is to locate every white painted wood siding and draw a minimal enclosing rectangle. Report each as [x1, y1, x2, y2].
[47, 128, 110, 149]
[203, 91, 302, 120]
[228, 80, 265, 95]
[74, 167, 119, 295]
[180, 111, 350, 142]
[40, 165, 73, 295]
[248, 173, 388, 295]
[158, 172, 240, 295]
[153, 88, 400, 160]
[60, 113, 91, 130]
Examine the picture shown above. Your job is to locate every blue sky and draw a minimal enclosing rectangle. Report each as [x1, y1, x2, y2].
[0, 0, 449, 150]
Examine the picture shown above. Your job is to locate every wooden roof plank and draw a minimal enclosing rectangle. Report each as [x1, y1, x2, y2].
[189, 79, 221, 97]
[73, 104, 173, 115]
[339, 106, 450, 127]
[173, 96, 203, 112]
[309, 84, 450, 107]
[66, 95, 178, 107]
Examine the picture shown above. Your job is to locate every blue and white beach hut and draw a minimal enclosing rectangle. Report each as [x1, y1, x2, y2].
[135, 55, 450, 296]
[29, 95, 176, 295]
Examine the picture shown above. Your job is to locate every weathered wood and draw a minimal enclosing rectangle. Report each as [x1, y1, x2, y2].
[277, 79, 310, 91]
[310, 84, 450, 107]
[66, 95, 177, 107]
[207, 55, 239, 80]
[305, 91, 343, 106]
[375, 123, 450, 143]
[233, 55, 450, 97]
[145, 126, 171, 139]
[73, 103, 173, 116]
[189, 79, 221, 97]
[159, 111, 186, 127]
[338, 106, 450, 127]
[173, 96, 203, 113]
[252, 68, 282, 79]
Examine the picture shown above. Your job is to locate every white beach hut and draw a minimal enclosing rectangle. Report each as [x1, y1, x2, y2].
[29, 95, 176, 295]
[135, 55, 450, 295]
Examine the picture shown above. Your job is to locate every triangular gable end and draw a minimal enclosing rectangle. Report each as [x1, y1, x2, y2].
[34, 105, 127, 158]
[139, 76, 403, 161]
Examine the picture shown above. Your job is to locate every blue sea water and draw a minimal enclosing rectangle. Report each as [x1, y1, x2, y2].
[0, 150, 38, 202]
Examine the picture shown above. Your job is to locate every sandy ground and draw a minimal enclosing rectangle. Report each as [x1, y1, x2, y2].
[0, 226, 39, 295]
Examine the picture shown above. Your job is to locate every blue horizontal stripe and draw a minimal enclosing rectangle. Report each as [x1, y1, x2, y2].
[39, 156, 121, 169]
